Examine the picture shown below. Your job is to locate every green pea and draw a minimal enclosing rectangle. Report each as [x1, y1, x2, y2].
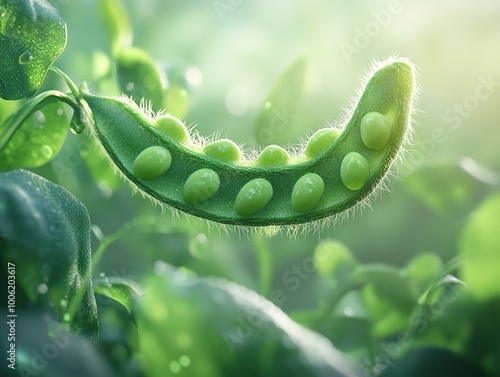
[153, 115, 190, 143]
[305, 128, 341, 158]
[360, 112, 392, 151]
[83, 58, 415, 226]
[203, 139, 241, 163]
[133, 146, 172, 180]
[340, 152, 369, 191]
[183, 169, 220, 205]
[291, 173, 325, 213]
[255, 145, 289, 166]
[235, 179, 273, 216]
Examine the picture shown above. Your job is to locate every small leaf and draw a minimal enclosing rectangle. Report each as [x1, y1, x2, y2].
[404, 164, 478, 213]
[314, 239, 357, 279]
[93, 277, 142, 314]
[460, 193, 500, 301]
[358, 264, 416, 309]
[419, 274, 465, 305]
[116, 47, 164, 110]
[254, 56, 308, 146]
[0, 169, 98, 338]
[405, 252, 443, 296]
[99, 0, 132, 53]
[0, 0, 67, 99]
[136, 263, 362, 377]
[0, 101, 68, 171]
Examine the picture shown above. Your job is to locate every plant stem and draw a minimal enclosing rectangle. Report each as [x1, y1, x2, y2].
[252, 236, 273, 298]
[50, 66, 81, 99]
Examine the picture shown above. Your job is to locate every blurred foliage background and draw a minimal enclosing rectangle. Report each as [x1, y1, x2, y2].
[4, 0, 499, 375]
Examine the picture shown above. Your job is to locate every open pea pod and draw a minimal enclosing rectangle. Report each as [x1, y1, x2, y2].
[136, 263, 362, 377]
[0, 0, 67, 100]
[80, 58, 415, 227]
[0, 169, 98, 338]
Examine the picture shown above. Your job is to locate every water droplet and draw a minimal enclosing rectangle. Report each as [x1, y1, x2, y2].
[56, 108, 64, 116]
[169, 361, 181, 374]
[70, 114, 84, 134]
[154, 260, 170, 276]
[59, 299, 68, 309]
[126, 82, 135, 91]
[19, 51, 33, 65]
[179, 355, 191, 368]
[99, 272, 106, 278]
[63, 313, 71, 322]
[34, 111, 45, 123]
[40, 145, 53, 159]
[37, 283, 48, 294]
[344, 307, 354, 317]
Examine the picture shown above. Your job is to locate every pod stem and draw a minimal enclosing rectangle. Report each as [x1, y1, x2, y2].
[50, 66, 81, 99]
[0, 90, 79, 153]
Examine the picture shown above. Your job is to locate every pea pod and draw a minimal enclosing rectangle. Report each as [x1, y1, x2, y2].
[81, 58, 415, 226]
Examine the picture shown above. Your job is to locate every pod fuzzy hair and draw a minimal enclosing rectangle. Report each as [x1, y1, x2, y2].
[78, 56, 418, 238]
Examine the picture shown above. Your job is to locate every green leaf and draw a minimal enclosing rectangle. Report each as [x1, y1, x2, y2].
[0, 101, 68, 171]
[116, 47, 165, 111]
[0, 0, 67, 100]
[419, 274, 465, 305]
[314, 239, 357, 278]
[358, 264, 416, 309]
[136, 263, 362, 377]
[379, 347, 490, 377]
[93, 277, 142, 314]
[404, 164, 478, 213]
[359, 265, 416, 338]
[460, 193, 500, 301]
[0, 98, 18, 124]
[0, 169, 98, 338]
[2, 310, 118, 377]
[405, 252, 443, 297]
[99, 0, 132, 54]
[254, 56, 308, 146]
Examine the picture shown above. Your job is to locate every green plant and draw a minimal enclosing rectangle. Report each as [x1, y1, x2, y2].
[1, 1, 499, 377]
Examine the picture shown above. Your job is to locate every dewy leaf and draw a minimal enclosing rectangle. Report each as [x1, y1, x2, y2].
[116, 47, 165, 111]
[404, 164, 479, 213]
[255, 56, 308, 146]
[0, 0, 67, 100]
[0, 101, 68, 171]
[93, 277, 142, 314]
[137, 263, 362, 377]
[0, 169, 98, 338]
[460, 193, 500, 301]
